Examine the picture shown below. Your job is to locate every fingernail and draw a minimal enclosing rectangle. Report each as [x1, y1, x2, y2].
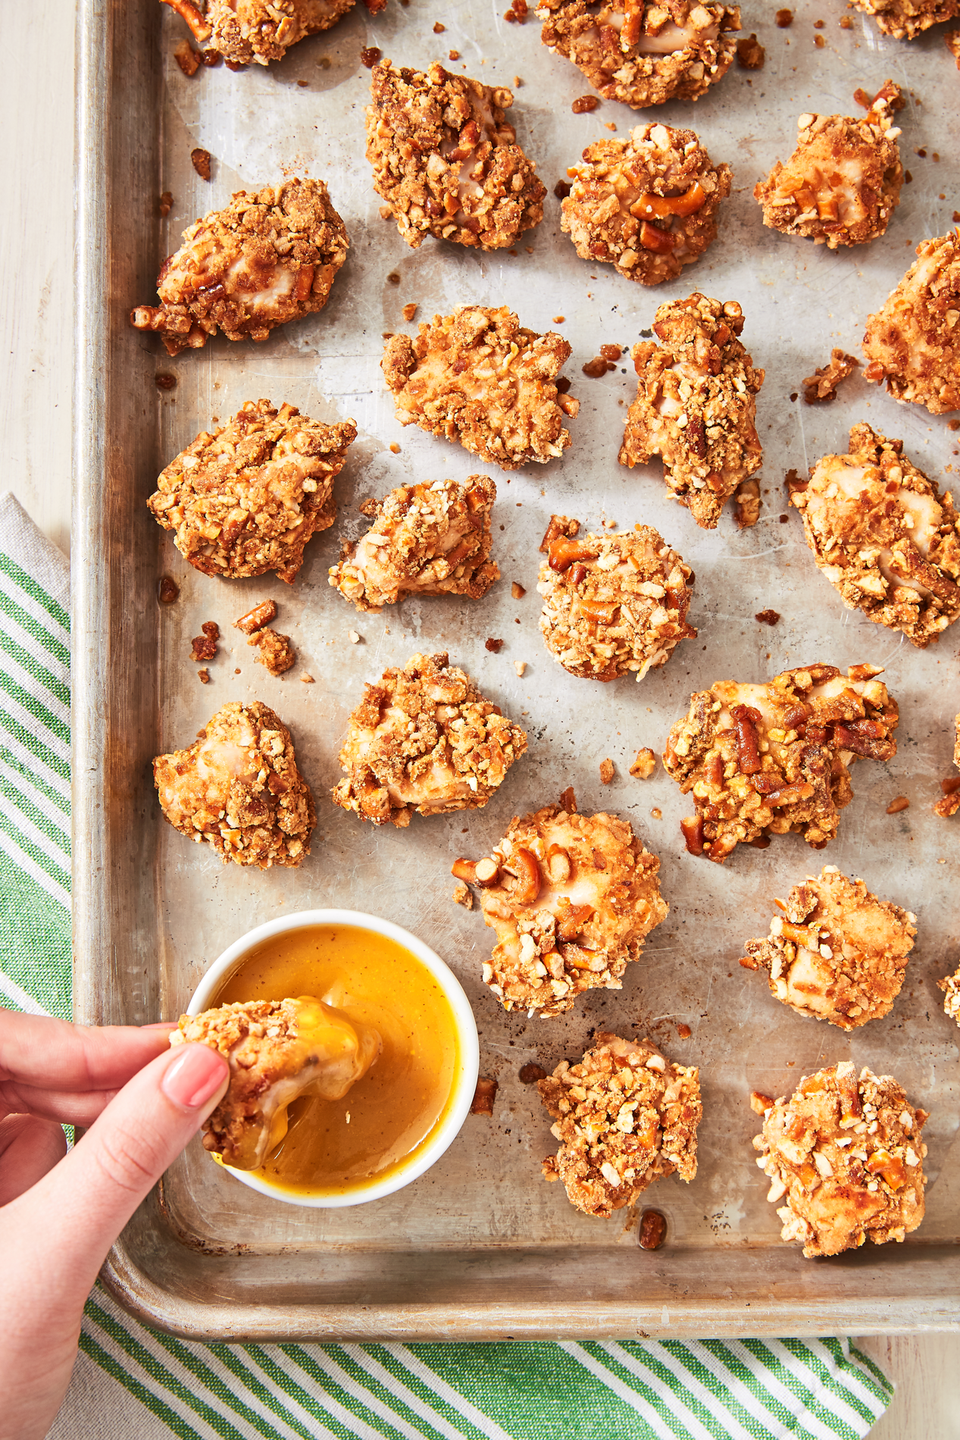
[162, 1045, 228, 1110]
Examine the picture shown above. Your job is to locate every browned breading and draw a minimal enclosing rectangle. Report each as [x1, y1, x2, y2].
[383, 306, 579, 469]
[619, 294, 764, 528]
[849, 0, 959, 38]
[740, 866, 916, 1029]
[862, 231, 960, 415]
[947, 26, 960, 63]
[332, 652, 527, 827]
[802, 349, 860, 404]
[130, 178, 348, 355]
[154, 700, 315, 867]
[561, 122, 730, 285]
[162, 0, 358, 67]
[537, 0, 740, 108]
[537, 519, 695, 681]
[933, 712, 960, 817]
[753, 1062, 928, 1257]
[663, 663, 899, 862]
[755, 84, 904, 249]
[365, 60, 545, 251]
[172, 997, 380, 1169]
[938, 962, 960, 1022]
[788, 424, 960, 648]
[467, 804, 667, 1017]
[328, 475, 499, 611]
[538, 1034, 700, 1217]
[148, 400, 356, 584]
[630, 747, 657, 778]
[249, 627, 296, 675]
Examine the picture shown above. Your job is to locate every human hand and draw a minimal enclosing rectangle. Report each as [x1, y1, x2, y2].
[0, 1009, 228, 1440]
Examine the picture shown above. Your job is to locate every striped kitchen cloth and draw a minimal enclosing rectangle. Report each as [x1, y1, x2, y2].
[0, 491, 894, 1440]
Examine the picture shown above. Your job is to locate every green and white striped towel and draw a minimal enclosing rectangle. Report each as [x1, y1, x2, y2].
[0, 492, 894, 1440]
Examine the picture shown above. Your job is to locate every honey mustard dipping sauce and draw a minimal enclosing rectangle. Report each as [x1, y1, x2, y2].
[213, 921, 468, 1199]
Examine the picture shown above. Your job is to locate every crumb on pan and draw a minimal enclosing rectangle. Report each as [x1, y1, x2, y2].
[537, 520, 696, 681]
[620, 293, 764, 529]
[453, 881, 474, 908]
[630, 747, 657, 779]
[171, 997, 380, 1168]
[538, 1033, 700, 1217]
[249, 627, 296, 675]
[736, 32, 764, 67]
[788, 423, 960, 648]
[848, 0, 959, 40]
[734, 476, 761, 529]
[754, 83, 904, 249]
[862, 231, 960, 415]
[803, 349, 860, 404]
[333, 651, 527, 827]
[190, 620, 220, 661]
[753, 1061, 927, 1257]
[235, 599, 278, 634]
[537, 1, 740, 109]
[663, 662, 899, 862]
[154, 699, 315, 867]
[328, 475, 499, 611]
[161, 0, 358, 66]
[130, 178, 348, 355]
[470, 1076, 499, 1114]
[599, 758, 615, 783]
[383, 305, 578, 469]
[466, 803, 668, 1018]
[148, 400, 356, 583]
[365, 59, 545, 251]
[740, 865, 916, 1029]
[561, 123, 731, 286]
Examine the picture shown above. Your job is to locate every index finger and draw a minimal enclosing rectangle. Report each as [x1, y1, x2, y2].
[0, 1009, 177, 1094]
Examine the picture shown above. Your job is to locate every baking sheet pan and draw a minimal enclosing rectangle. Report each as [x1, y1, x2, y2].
[75, 0, 960, 1338]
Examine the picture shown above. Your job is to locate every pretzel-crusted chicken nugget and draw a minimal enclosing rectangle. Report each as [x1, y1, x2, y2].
[383, 306, 578, 469]
[148, 400, 356, 583]
[740, 866, 916, 1029]
[849, 0, 959, 39]
[753, 1062, 927, 1257]
[333, 652, 527, 827]
[154, 700, 315, 867]
[172, 998, 381, 1169]
[561, 123, 730, 286]
[131, 178, 348, 356]
[663, 663, 899, 862]
[366, 60, 545, 251]
[537, 0, 740, 109]
[465, 803, 667, 1017]
[939, 962, 960, 1023]
[160, 0, 361, 66]
[788, 424, 960, 647]
[620, 294, 764, 528]
[537, 517, 696, 680]
[755, 83, 904, 249]
[329, 475, 499, 611]
[862, 231, 960, 415]
[538, 1034, 700, 1217]
[933, 711, 960, 817]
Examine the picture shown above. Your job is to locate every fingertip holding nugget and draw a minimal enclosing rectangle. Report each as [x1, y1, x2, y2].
[862, 231, 960, 415]
[619, 293, 764, 528]
[154, 700, 315, 867]
[753, 1062, 927, 1257]
[740, 866, 916, 1029]
[538, 1034, 701, 1217]
[130, 178, 348, 355]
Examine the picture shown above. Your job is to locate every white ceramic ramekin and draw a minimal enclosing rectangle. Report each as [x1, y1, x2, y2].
[184, 908, 480, 1207]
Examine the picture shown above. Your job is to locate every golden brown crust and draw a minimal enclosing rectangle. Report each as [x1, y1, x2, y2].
[249, 628, 296, 675]
[328, 475, 499, 611]
[197, 0, 356, 65]
[740, 866, 916, 1029]
[947, 26, 960, 63]
[537, 0, 740, 108]
[148, 400, 356, 583]
[538, 1034, 700, 1216]
[850, 0, 959, 38]
[789, 423, 960, 647]
[154, 700, 315, 867]
[562, 123, 730, 285]
[802, 349, 860, 404]
[753, 1062, 927, 1257]
[469, 804, 668, 1017]
[663, 663, 899, 862]
[755, 85, 904, 249]
[537, 519, 696, 681]
[365, 60, 545, 251]
[332, 652, 527, 827]
[938, 962, 960, 1022]
[933, 712, 960, 817]
[862, 231, 960, 414]
[130, 179, 348, 355]
[383, 306, 578, 469]
[619, 293, 764, 528]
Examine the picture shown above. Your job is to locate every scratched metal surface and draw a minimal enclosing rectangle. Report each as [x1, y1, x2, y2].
[78, 0, 960, 1336]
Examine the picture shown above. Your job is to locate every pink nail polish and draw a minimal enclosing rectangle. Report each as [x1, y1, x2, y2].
[162, 1045, 227, 1110]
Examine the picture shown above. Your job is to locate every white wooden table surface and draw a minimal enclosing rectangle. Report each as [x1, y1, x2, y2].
[2, 4, 958, 1437]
